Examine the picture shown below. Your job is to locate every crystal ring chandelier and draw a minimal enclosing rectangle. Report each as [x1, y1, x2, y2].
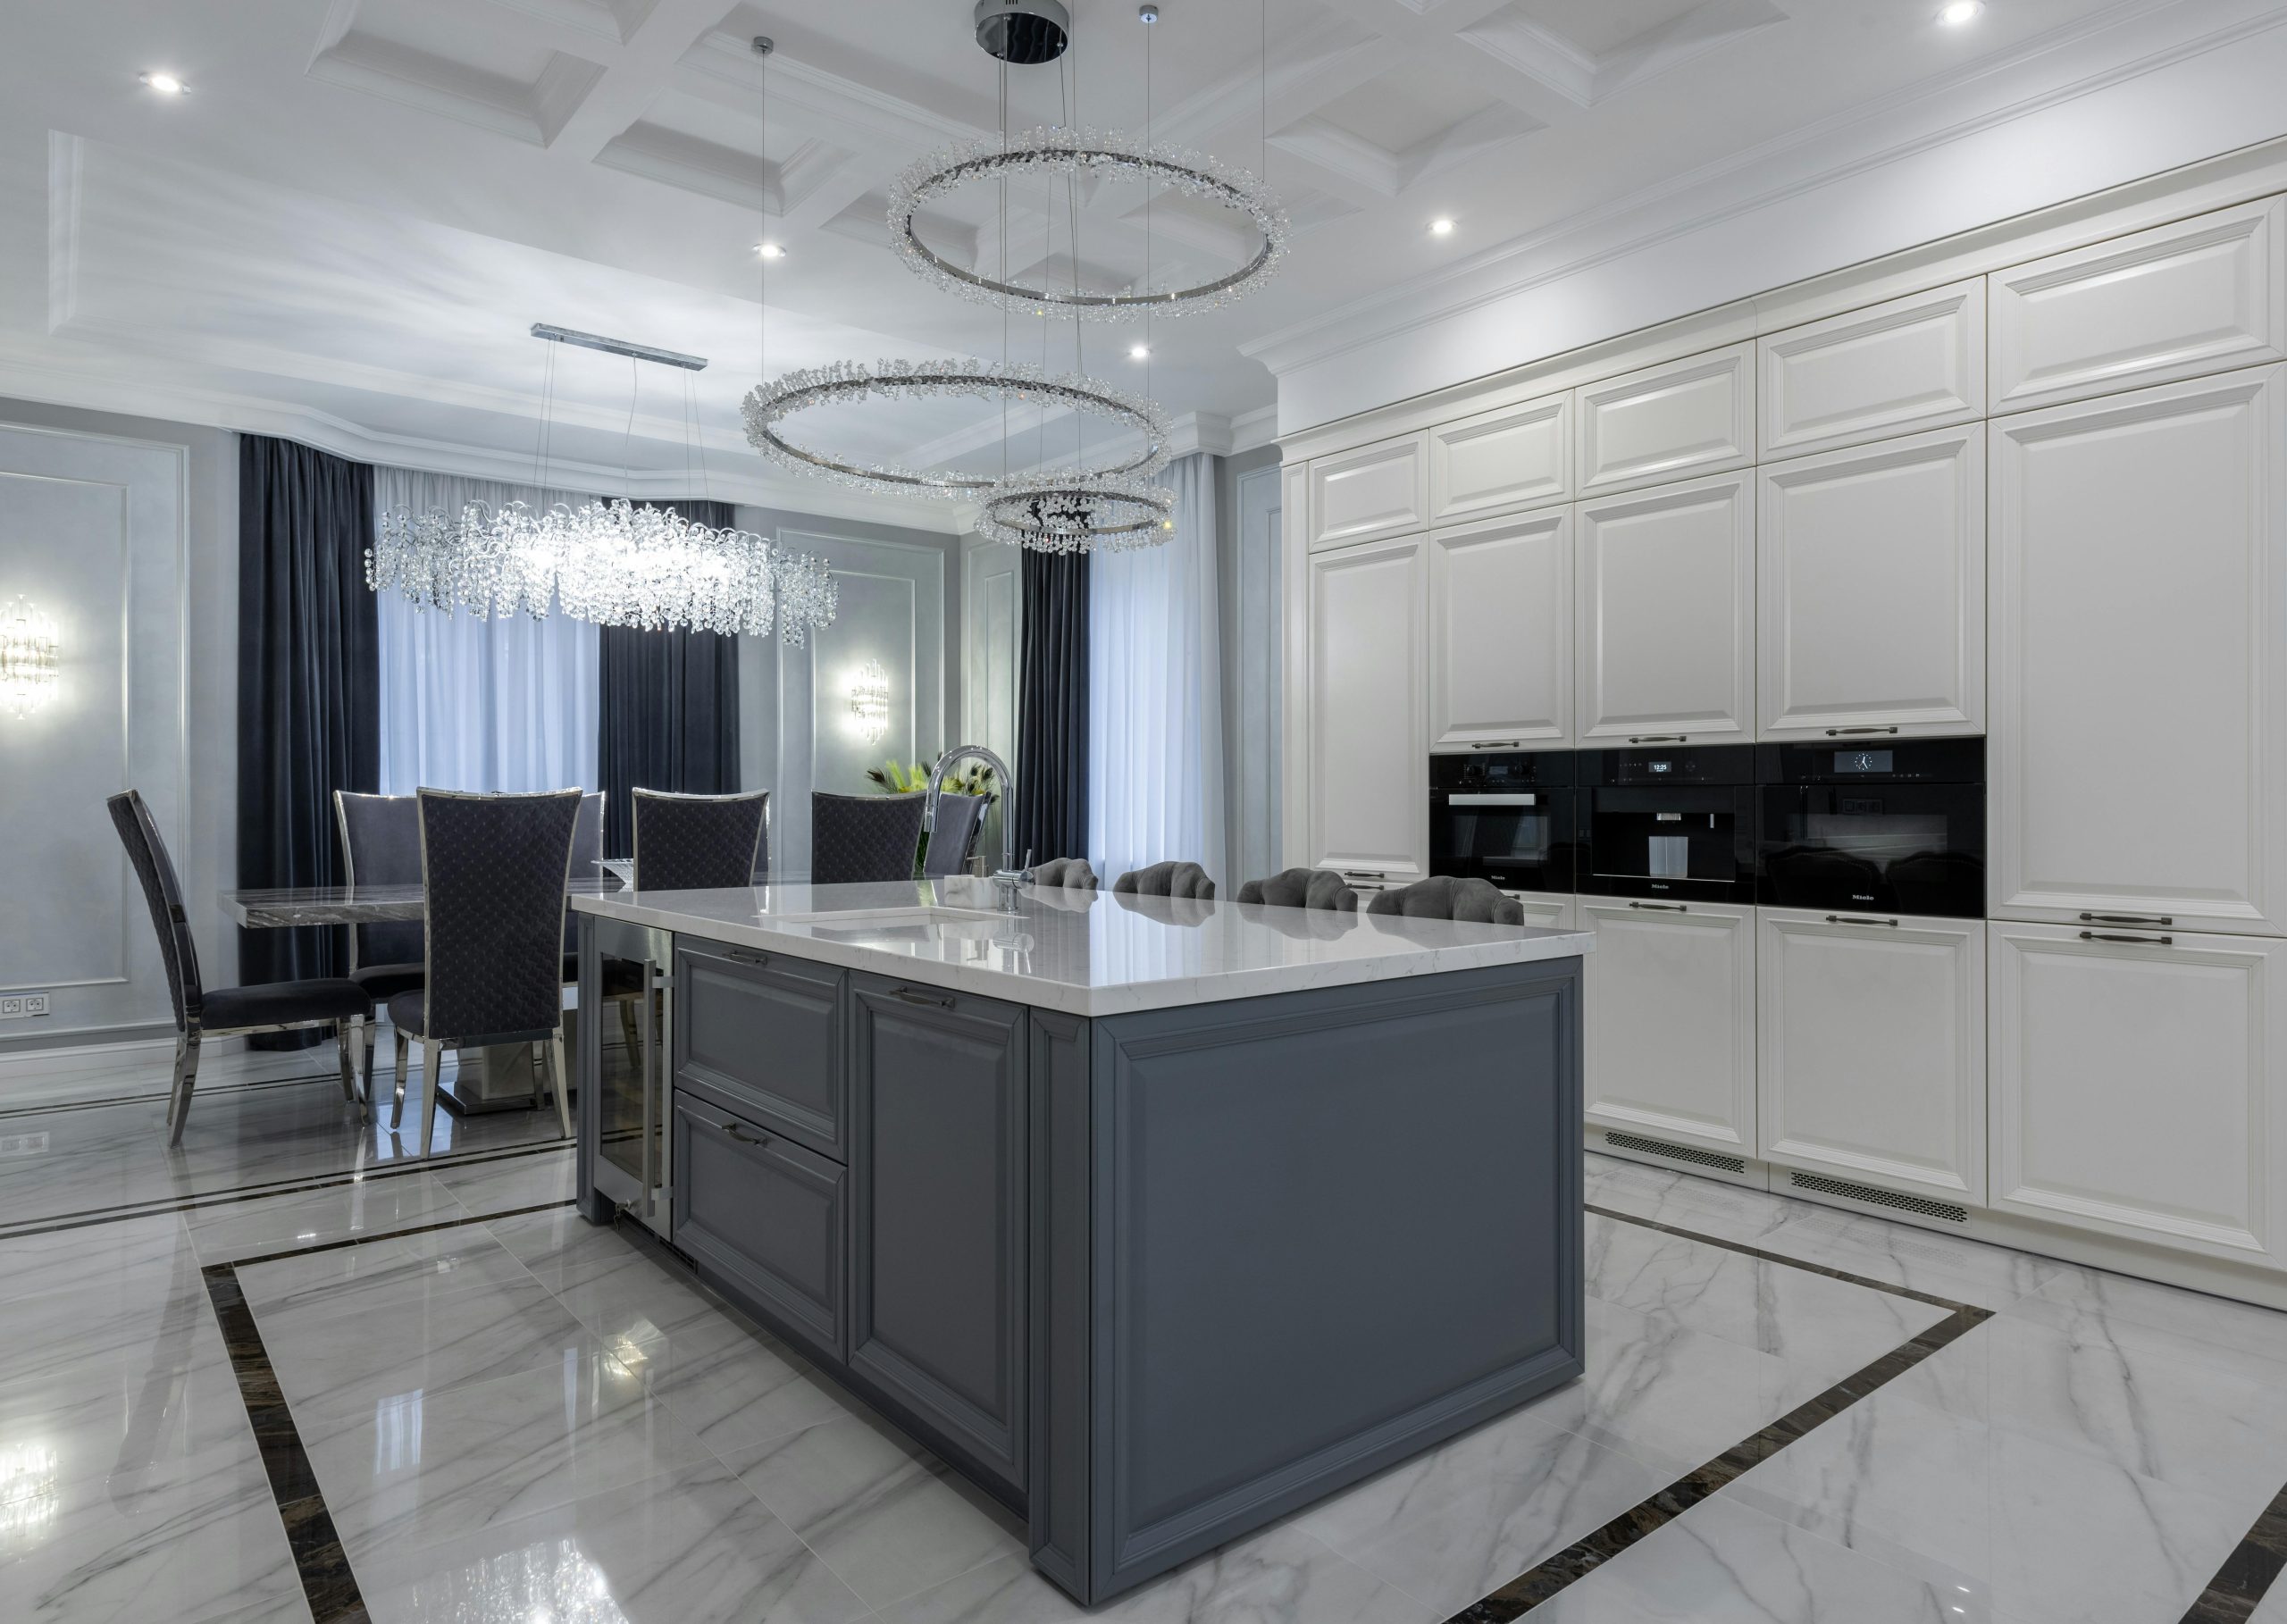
[888, 126, 1286, 320]
[741, 358, 1171, 499]
[976, 473, 1174, 554]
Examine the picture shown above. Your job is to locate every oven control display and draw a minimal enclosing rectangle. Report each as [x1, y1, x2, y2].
[1646, 760, 1673, 774]
[1834, 749, 1894, 775]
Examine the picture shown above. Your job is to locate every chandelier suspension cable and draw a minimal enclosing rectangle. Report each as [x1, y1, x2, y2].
[1066, 38, 1085, 474]
[1000, 57, 1009, 490]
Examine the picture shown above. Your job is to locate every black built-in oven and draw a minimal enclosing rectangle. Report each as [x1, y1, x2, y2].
[1429, 751, 1575, 895]
[1579, 744, 1759, 903]
[1757, 737, 1985, 918]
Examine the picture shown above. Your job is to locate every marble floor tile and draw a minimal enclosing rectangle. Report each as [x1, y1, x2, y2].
[2254, 1566, 2287, 1622]
[1525, 1492, 1996, 1623]
[718, 1411, 1026, 1610]
[182, 1169, 469, 1264]
[1, 1265, 230, 1398]
[233, 1221, 536, 1318]
[299, 1349, 713, 1561]
[349, 1459, 871, 1624]
[2015, 1261, 2287, 1371]
[254, 1271, 599, 1422]
[1724, 1385, 2254, 1624]
[429, 1146, 576, 1215]
[875, 1522, 1433, 1624]
[1587, 1210, 1952, 1370]
[1882, 1305, 2287, 1505]
[616, 1309, 857, 1455]
[0, 1211, 197, 1306]
[484, 1208, 727, 1350]
[1306, 1415, 1670, 1614]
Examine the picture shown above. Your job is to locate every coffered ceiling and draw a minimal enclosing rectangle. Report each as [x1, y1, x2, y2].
[0, 0, 2280, 528]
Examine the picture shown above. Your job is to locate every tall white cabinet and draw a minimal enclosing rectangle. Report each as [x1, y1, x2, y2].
[1428, 509, 1571, 751]
[1303, 536, 1429, 883]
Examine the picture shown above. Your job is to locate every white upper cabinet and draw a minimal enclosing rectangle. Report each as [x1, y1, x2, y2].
[1758, 909, 1985, 1205]
[1758, 425, 1985, 741]
[1304, 535, 1429, 883]
[1576, 472, 1755, 743]
[1307, 431, 1428, 552]
[1990, 364, 2287, 934]
[1428, 509, 1571, 752]
[1428, 392, 1571, 524]
[1990, 921, 2287, 1270]
[1990, 196, 2287, 414]
[1583, 899, 1756, 1156]
[1759, 280, 1985, 460]
[1575, 343, 1755, 497]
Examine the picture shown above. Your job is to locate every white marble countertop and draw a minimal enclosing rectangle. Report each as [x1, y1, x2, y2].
[573, 876, 1592, 1017]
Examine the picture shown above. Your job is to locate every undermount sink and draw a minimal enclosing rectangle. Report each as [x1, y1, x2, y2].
[765, 905, 1009, 939]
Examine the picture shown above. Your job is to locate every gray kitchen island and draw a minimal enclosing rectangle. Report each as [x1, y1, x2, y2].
[572, 875, 1590, 1605]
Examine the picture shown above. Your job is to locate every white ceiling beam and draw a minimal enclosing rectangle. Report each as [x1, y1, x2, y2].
[543, 0, 738, 160]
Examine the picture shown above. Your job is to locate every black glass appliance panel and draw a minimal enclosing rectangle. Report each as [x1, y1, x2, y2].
[1756, 738, 1985, 918]
[1429, 750, 1575, 893]
[1578, 746, 1757, 902]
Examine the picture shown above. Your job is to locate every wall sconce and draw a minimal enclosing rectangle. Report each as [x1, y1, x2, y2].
[0, 599, 58, 719]
[849, 659, 890, 744]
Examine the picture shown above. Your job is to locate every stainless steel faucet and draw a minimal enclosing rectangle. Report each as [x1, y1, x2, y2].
[925, 745, 1029, 906]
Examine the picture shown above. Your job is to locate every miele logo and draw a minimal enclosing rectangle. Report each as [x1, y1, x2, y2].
[1852, 893, 1874, 901]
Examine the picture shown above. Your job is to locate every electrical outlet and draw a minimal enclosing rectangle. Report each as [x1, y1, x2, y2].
[21, 993, 48, 1017]
[0, 993, 49, 1018]
[0, 997, 21, 1017]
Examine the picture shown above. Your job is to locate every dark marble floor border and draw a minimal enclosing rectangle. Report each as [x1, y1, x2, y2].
[0, 1067, 339, 1118]
[2182, 1481, 2287, 1624]
[0, 1137, 572, 1241]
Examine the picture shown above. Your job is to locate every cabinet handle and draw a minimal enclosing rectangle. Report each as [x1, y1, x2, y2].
[1344, 869, 1387, 881]
[719, 1119, 770, 1146]
[1469, 740, 1523, 749]
[2081, 930, 2174, 947]
[1825, 725, 1899, 737]
[1628, 900, 1688, 912]
[892, 986, 955, 1009]
[1627, 734, 1688, 744]
[1825, 915, 1899, 927]
[2079, 911, 2173, 928]
[723, 948, 769, 967]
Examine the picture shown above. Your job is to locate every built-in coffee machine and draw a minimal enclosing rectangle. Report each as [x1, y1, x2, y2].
[1577, 744, 1759, 904]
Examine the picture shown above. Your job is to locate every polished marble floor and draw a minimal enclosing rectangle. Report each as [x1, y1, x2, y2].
[2, 1040, 2283, 1624]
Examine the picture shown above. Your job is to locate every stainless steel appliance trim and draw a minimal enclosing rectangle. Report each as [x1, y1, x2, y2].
[638, 958, 657, 1221]
[1449, 793, 1538, 807]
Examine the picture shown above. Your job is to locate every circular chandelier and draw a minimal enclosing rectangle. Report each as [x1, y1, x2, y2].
[741, 357, 1171, 500]
[888, 126, 1286, 321]
[976, 473, 1174, 554]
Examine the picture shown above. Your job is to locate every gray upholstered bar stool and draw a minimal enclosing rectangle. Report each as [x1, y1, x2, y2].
[921, 791, 988, 878]
[1031, 857, 1098, 889]
[1364, 875, 1526, 925]
[1236, 867, 1359, 911]
[810, 791, 926, 883]
[632, 788, 769, 888]
[386, 788, 583, 1154]
[334, 790, 425, 1109]
[109, 790, 369, 1146]
[1112, 860, 1219, 900]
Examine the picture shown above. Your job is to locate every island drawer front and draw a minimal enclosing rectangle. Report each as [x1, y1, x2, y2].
[672, 1090, 845, 1364]
[675, 941, 848, 1161]
[847, 972, 1030, 1495]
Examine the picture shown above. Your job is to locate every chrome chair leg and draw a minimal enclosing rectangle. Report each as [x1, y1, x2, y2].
[165, 1031, 201, 1149]
[546, 1030, 573, 1140]
[335, 1019, 360, 1103]
[391, 1029, 408, 1120]
[357, 1017, 379, 1119]
[528, 1042, 547, 1115]
[417, 1042, 447, 1156]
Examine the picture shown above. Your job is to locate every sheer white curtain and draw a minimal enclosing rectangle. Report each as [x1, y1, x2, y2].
[1088, 452, 1225, 885]
[374, 467, 600, 795]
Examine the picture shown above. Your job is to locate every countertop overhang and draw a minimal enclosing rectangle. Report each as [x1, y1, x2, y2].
[573, 876, 1593, 1017]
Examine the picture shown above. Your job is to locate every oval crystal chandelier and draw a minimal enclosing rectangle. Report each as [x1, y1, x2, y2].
[889, 126, 1286, 321]
[976, 473, 1174, 553]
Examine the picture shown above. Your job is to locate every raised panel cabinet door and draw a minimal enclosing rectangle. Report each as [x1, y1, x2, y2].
[675, 942, 847, 1159]
[1429, 508, 1571, 751]
[1990, 922, 2287, 1270]
[672, 1091, 846, 1362]
[1990, 196, 2287, 414]
[1575, 342, 1755, 496]
[1281, 461, 1312, 869]
[1429, 393, 1571, 523]
[1582, 900, 1756, 1155]
[1757, 909, 1984, 1203]
[1576, 472, 1755, 742]
[1758, 425, 1985, 741]
[848, 975, 1028, 1490]
[1759, 279, 1984, 460]
[1308, 432, 1428, 551]
[1991, 366, 2287, 934]
[1306, 537, 1429, 883]
[1504, 891, 1576, 930]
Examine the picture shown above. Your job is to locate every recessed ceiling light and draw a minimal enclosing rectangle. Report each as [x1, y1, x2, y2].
[1936, 1, 1982, 25]
[755, 242, 784, 259]
[139, 71, 188, 96]
[1129, 343, 1150, 359]
[1429, 217, 1455, 237]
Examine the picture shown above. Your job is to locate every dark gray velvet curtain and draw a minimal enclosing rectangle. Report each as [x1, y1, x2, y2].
[236, 436, 379, 1041]
[1014, 549, 1089, 864]
[596, 499, 743, 858]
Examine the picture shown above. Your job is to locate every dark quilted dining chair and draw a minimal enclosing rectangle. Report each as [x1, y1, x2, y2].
[632, 788, 769, 889]
[334, 791, 424, 1110]
[811, 791, 926, 884]
[921, 791, 988, 878]
[386, 788, 582, 1155]
[110, 790, 369, 1147]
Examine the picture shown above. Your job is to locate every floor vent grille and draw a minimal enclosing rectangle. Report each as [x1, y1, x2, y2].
[1789, 1171, 1968, 1224]
[1603, 1132, 1747, 1174]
